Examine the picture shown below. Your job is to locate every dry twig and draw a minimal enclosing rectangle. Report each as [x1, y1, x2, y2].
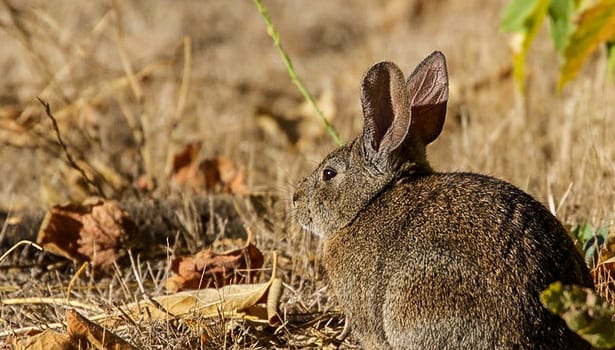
[37, 98, 104, 197]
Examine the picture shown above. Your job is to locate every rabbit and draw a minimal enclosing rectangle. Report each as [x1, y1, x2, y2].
[292, 51, 594, 349]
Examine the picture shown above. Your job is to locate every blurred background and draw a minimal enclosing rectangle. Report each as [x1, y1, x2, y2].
[0, 0, 612, 234]
[1, 1, 614, 347]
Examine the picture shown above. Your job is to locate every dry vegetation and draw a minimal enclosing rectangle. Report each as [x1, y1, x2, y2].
[0, 0, 613, 349]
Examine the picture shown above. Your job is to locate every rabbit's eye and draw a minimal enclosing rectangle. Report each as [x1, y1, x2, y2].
[322, 168, 337, 181]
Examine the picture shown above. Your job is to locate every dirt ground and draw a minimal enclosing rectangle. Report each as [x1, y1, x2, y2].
[0, 0, 614, 349]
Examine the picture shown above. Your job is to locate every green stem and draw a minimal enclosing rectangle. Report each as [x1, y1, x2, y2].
[253, 0, 344, 146]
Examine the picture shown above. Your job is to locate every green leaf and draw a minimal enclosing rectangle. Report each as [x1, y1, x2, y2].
[548, 0, 575, 53]
[596, 223, 610, 242]
[573, 221, 609, 267]
[558, 0, 615, 90]
[541, 282, 615, 348]
[501, 0, 543, 32]
[572, 221, 596, 244]
[501, 0, 550, 93]
[576, 222, 596, 265]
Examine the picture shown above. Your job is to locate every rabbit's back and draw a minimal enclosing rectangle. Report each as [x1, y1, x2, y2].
[324, 172, 592, 349]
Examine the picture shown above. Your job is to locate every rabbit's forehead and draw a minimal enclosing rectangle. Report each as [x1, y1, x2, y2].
[320, 146, 350, 168]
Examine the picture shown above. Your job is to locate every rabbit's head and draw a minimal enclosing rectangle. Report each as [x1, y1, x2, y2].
[294, 52, 449, 237]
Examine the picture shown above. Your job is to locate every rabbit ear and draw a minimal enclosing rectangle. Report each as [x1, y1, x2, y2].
[360, 62, 410, 157]
[406, 51, 448, 145]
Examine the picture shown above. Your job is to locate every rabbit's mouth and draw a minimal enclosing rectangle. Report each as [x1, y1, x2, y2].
[299, 219, 325, 238]
[293, 185, 325, 237]
[295, 211, 322, 237]
[294, 203, 327, 238]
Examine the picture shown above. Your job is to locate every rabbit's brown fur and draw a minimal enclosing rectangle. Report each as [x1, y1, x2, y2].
[293, 52, 593, 349]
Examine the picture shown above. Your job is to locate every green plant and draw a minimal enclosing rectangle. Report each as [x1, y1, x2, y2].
[573, 221, 610, 245]
[572, 221, 610, 266]
[252, 0, 343, 146]
[500, 0, 615, 93]
[541, 282, 615, 348]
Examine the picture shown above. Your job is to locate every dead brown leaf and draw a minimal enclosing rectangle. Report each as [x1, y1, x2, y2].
[170, 143, 246, 194]
[113, 274, 283, 327]
[205, 156, 245, 194]
[67, 309, 137, 350]
[11, 330, 73, 350]
[36, 199, 136, 269]
[165, 242, 264, 292]
[171, 142, 201, 186]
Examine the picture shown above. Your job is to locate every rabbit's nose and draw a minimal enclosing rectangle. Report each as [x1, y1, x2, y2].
[292, 191, 299, 205]
[292, 187, 304, 205]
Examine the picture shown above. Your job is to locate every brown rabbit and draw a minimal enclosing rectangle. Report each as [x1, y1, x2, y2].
[293, 51, 594, 349]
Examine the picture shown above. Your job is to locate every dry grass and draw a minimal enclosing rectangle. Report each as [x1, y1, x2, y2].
[0, 0, 613, 348]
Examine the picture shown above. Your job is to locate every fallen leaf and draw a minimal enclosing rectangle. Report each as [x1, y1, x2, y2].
[170, 143, 246, 194]
[36, 199, 136, 269]
[11, 329, 73, 350]
[115, 275, 283, 327]
[166, 243, 264, 292]
[67, 309, 137, 350]
[171, 142, 201, 187]
[199, 157, 245, 194]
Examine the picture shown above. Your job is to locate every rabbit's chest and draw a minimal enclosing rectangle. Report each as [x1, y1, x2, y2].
[324, 227, 384, 284]
[323, 227, 389, 314]
[323, 227, 393, 345]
